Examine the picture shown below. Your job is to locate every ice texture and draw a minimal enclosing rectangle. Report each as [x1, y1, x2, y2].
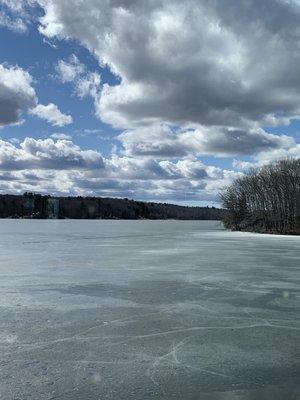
[0, 220, 299, 399]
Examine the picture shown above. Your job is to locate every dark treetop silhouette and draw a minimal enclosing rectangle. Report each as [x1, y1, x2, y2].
[0, 193, 223, 220]
[220, 158, 300, 235]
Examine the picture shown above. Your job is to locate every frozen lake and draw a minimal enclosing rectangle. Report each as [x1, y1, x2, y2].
[0, 220, 299, 400]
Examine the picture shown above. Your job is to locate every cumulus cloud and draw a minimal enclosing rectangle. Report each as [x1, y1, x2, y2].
[179, 127, 294, 157]
[0, 130, 292, 201]
[37, 0, 300, 130]
[68, 158, 240, 202]
[119, 124, 294, 158]
[104, 155, 208, 181]
[0, 63, 37, 126]
[1, 1, 299, 203]
[0, 64, 71, 128]
[233, 143, 300, 171]
[0, 138, 104, 170]
[118, 125, 188, 158]
[29, 103, 73, 127]
[0, 136, 240, 202]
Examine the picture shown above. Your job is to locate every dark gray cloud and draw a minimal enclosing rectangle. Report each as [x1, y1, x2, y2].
[0, 64, 37, 126]
[39, 0, 300, 129]
[184, 127, 294, 157]
[119, 125, 294, 158]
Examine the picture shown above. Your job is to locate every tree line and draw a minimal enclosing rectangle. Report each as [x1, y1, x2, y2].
[220, 158, 300, 234]
[0, 193, 223, 220]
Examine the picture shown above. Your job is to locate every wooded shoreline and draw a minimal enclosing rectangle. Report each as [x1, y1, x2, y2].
[220, 158, 300, 235]
[0, 193, 223, 220]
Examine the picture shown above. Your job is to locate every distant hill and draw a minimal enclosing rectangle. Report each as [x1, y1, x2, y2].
[0, 193, 223, 220]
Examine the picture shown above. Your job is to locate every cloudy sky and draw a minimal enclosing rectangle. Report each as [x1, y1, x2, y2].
[0, 0, 299, 205]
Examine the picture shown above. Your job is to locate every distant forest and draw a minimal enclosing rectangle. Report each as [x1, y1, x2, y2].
[0, 193, 223, 220]
[220, 158, 300, 235]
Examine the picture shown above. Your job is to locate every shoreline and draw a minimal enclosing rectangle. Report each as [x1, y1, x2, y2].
[227, 227, 300, 236]
[0, 217, 222, 222]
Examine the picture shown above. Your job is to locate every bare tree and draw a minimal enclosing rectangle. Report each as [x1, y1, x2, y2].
[220, 158, 300, 234]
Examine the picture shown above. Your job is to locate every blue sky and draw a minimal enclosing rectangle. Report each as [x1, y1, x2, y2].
[0, 0, 299, 205]
[0, 25, 119, 156]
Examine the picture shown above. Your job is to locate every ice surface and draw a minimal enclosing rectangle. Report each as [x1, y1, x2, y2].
[0, 220, 299, 399]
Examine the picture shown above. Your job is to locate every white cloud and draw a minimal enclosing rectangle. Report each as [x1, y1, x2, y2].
[29, 103, 73, 127]
[0, 132, 293, 201]
[56, 55, 102, 116]
[0, 10, 27, 32]
[118, 125, 187, 158]
[20, 137, 103, 169]
[37, 0, 300, 130]
[0, 136, 240, 201]
[0, 0, 34, 33]
[0, 137, 104, 171]
[75, 72, 101, 99]
[1, 0, 26, 11]
[9, 137, 21, 144]
[50, 133, 72, 140]
[56, 55, 85, 83]
[233, 143, 300, 170]
[179, 127, 294, 157]
[1, 1, 299, 203]
[119, 124, 294, 158]
[0, 63, 37, 126]
[33, 0, 300, 182]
